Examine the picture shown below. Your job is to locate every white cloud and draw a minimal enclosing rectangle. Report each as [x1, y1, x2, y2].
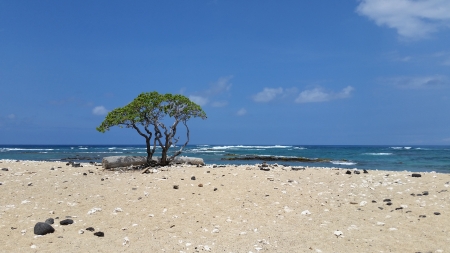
[189, 95, 209, 106]
[253, 87, 284, 102]
[236, 108, 247, 116]
[356, 0, 450, 39]
[92, 106, 109, 116]
[295, 86, 354, 103]
[189, 76, 233, 106]
[387, 75, 448, 89]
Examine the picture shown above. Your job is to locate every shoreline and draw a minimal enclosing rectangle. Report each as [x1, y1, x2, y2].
[1, 160, 450, 252]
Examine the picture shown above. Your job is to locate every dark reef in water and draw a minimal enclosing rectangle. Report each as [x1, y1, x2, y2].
[221, 154, 333, 163]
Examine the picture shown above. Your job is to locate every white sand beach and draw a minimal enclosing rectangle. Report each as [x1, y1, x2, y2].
[1, 159, 449, 252]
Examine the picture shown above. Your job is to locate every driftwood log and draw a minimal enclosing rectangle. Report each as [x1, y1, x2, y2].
[102, 156, 205, 169]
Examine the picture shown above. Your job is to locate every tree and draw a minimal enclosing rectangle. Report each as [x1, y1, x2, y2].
[96, 91, 207, 166]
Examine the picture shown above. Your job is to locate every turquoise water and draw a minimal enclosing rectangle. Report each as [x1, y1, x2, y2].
[1, 145, 449, 173]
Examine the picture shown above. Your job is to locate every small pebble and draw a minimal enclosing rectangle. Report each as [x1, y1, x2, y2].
[60, 219, 74, 225]
[198, 184, 203, 187]
[345, 170, 352, 175]
[173, 185, 179, 189]
[411, 173, 422, 177]
[94, 231, 104, 237]
[86, 227, 95, 232]
[214, 188, 218, 191]
[191, 176, 196, 180]
[1, 168, 9, 171]
[45, 218, 54, 224]
[434, 212, 441, 215]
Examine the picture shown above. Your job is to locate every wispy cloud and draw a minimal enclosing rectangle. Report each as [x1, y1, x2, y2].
[386, 75, 448, 89]
[236, 108, 247, 116]
[189, 76, 233, 107]
[295, 86, 354, 103]
[253, 88, 284, 102]
[356, 0, 450, 39]
[92, 106, 109, 116]
[252, 87, 298, 103]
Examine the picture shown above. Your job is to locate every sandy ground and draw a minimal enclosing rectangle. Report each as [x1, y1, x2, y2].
[1, 159, 450, 253]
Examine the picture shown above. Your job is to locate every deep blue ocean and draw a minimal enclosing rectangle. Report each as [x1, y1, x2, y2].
[1, 145, 449, 173]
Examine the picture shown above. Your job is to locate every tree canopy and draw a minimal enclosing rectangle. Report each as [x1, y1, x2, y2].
[96, 91, 207, 166]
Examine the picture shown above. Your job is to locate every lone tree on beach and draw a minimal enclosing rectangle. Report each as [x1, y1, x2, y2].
[96, 91, 207, 166]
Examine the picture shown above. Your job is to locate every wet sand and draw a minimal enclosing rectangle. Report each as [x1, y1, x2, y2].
[1, 159, 449, 252]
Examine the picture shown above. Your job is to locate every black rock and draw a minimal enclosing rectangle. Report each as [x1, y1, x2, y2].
[410, 193, 416, 196]
[434, 212, 441, 215]
[386, 202, 392, 206]
[45, 218, 54, 224]
[395, 207, 403, 210]
[363, 169, 368, 174]
[83, 173, 87, 176]
[214, 188, 218, 191]
[1, 168, 9, 171]
[291, 167, 305, 171]
[191, 176, 196, 180]
[173, 185, 179, 189]
[260, 168, 270, 171]
[86, 227, 95, 232]
[419, 215, 426, 218]
[34, 222, 55, 235]
[345, 170, 352, 175]
[383, 199, 391, 202]
[60, 219, 74, 225]
[422, 191, 429, 196]
[94, 231, 104, 237]
[412, 173, 422, 177]
[372, 200, 377, 203]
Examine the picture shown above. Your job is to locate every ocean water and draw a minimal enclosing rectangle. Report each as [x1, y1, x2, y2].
[0, 145, 449, 173]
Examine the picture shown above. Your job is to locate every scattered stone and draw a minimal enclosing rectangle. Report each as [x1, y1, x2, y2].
[372, 200, 377, 203]
[345, 170, 352, 175]
[83, 173, 87, 176]
[291, 167, 305, 171]
[79, 229, 84, 234]
[86, 227, 95, 232]
[72, 162, 81, 167]
[173, 185, 179, 189]
[386, 202, 392, 206]
[411, 173, 422, 177]
[395, 207, 403, 210]
[383, 199, 391, 202]
[34, 222, 55, 235]
[419, 215, 426, 218]
[1, 168, 8, 171]
[301, 210, 311, 215]
[191, 176, 196, 180]
[214, 188, 218, 191]
[27, 182, 33, 186]
[363, 169, 368, 173]
[422, 191, 429, 196]
[45, 218, 54, 224]
[60, 219, 74, 225]
[334, 230, 343, 237]
[198, 184, 203, 187]
[94, 231, 104, 237]
[260, 167, 270, 171]
[434, 212, 441, 215]
[354, 170, 360, 174]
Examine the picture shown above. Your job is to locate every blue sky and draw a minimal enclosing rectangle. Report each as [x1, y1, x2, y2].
[1, 0, 450, 145]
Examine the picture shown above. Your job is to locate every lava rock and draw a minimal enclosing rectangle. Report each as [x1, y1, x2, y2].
[422, 191, 429, 196]
[363, 169, 368, 173]
[386, 202, 392, 206]
[94, 231, 104, 237]
[86, 227, 95, 232]
[1, 168, 9, 171]
[214, 188, 218, 191]
[412, 173, 422, 177]
[345, 170, 352, 175]
[34, 222, 55, 235]
[45, 218, 54, 224]
[60, 219, 74, 225]
[434, 212, 441, 215]
[191, 176, 196, 180]
[419, 215, 426, 218]
[383, 199, 391, 202]
[173, 185, 179, 189]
